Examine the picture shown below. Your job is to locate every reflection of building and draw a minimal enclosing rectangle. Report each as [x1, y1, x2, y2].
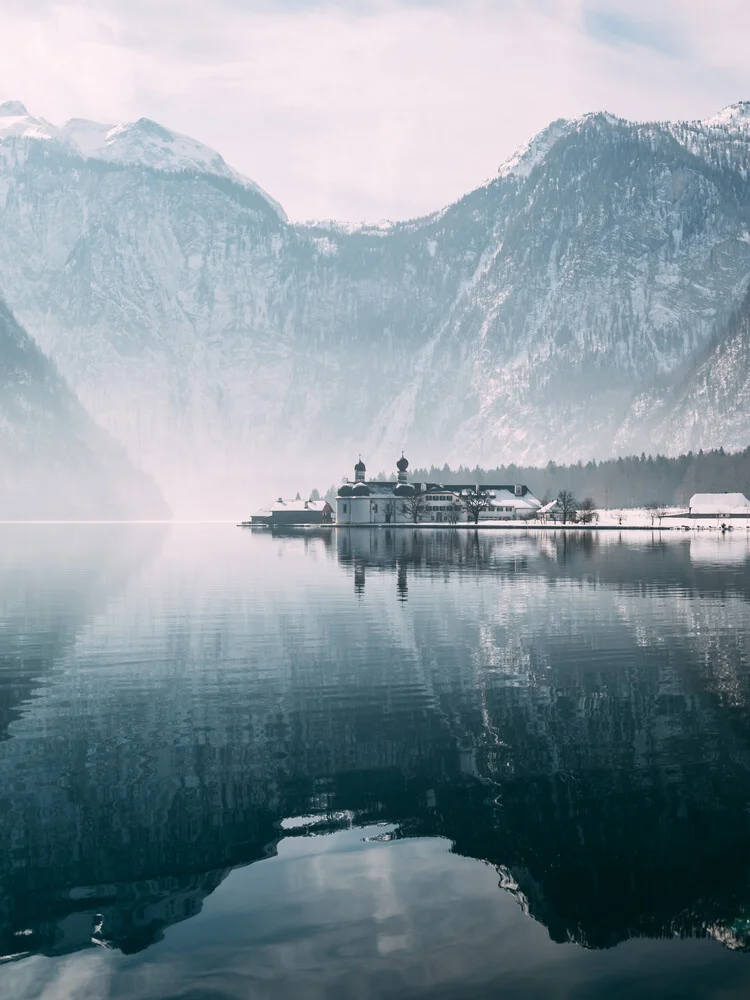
[336, 456, 542, 525]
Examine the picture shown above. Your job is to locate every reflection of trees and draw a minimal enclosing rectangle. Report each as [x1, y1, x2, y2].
[2, 528, 750, 958]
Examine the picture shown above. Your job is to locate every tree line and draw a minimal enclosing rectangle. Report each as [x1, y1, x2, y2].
[406, 446, 750, 509]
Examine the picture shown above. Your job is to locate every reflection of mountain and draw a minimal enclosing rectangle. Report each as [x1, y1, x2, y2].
[10, 868, 232, 959]
[0, 524, 165, 741]
[1, 528, 750, 958]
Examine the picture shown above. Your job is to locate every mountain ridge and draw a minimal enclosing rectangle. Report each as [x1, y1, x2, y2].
[0, 100, 749, 513]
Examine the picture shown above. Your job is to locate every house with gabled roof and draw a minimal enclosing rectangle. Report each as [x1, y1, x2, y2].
[688, 492, 750, 518]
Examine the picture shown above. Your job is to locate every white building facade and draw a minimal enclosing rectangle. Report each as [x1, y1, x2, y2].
[688, 492, 750, 518]
[335, 456, 542, 525]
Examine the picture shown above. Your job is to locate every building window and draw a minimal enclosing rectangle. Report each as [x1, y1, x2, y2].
[373, 503, 378, 513]
[343, 503, 348, 514]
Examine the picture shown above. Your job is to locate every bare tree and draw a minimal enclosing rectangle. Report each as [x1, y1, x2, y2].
[556, 490, 578, 525]
[645, 501, 659, 526]
[401, 492, 427, 523]
[457, 488, 491, 524]
[446, 499, 461, 524]
[578, 497, 598, 524]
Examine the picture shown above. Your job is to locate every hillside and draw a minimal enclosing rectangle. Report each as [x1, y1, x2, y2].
[0, 298, 168, 519]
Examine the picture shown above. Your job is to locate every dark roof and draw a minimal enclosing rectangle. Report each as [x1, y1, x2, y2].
[337, 482, 536, 498]
[397, 455, 409, 472]
[419, 483, 531, 496]
[354, 459, 366, 472]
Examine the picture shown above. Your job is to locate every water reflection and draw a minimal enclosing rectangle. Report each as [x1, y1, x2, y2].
[0, 524, 165, 742]
[0, 527, 750, 973]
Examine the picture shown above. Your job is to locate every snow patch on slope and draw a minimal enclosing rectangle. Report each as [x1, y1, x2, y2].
[702, 101, 750, 130]
[497, 118, 572, 179]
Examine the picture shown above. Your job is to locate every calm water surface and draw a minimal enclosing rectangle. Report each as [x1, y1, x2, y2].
[2, 524, 750, 999]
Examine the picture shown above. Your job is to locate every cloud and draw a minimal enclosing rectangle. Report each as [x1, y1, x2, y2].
[0, 0, 749, 220]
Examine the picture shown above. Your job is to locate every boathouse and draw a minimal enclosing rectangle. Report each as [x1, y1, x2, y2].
[250, 498, 332, 526]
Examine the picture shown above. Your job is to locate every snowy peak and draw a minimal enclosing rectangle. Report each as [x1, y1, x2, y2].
[0, 100, 29, 117]
[0, 100, 58, 141]
[63, 116, 230, 176]
[0, 103, 287, 220]
[58, 118, 114, 157]
[701, 101, 750, 129]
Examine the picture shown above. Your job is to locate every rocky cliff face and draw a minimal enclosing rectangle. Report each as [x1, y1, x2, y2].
[0, 298, 168, 518]
[1, 100, 749, 513]
[622, 282, 750, 455]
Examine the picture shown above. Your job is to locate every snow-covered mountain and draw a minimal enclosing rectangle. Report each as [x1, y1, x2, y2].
[0, 297, 167, 519]
[0, 100, 749, 514]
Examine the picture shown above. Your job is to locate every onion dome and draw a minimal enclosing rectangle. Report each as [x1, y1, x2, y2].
[394, 482, 413, 496]
[352, 481, 371, 496]
[338, 484, 353, 496]
[396, 454, 409, 473]
[354, 458, 366, 473]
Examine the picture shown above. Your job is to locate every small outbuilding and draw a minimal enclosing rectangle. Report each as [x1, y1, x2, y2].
[250, 498, 332, 526]
[688, 492, 750, 518]
[536, 499, 560, 522]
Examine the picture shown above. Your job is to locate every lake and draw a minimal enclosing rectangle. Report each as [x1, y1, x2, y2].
[2, 524, 750, 999]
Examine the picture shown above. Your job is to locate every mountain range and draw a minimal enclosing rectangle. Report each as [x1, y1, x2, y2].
[0, 98, 749, 515]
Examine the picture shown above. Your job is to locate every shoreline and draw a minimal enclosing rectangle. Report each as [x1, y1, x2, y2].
[242, 521, 748, 532]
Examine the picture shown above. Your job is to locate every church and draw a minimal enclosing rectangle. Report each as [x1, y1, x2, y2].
[335, 455, 542, 525]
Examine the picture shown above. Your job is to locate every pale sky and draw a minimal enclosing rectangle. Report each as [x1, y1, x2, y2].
[1, 0, 749, 222]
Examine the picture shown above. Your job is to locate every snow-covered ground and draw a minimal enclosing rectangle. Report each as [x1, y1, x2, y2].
[593, 508, 750, 530]
[391, 508, 750, 530]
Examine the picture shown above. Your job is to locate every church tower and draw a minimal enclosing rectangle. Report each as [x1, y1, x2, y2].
[394, 453, 413, 497]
